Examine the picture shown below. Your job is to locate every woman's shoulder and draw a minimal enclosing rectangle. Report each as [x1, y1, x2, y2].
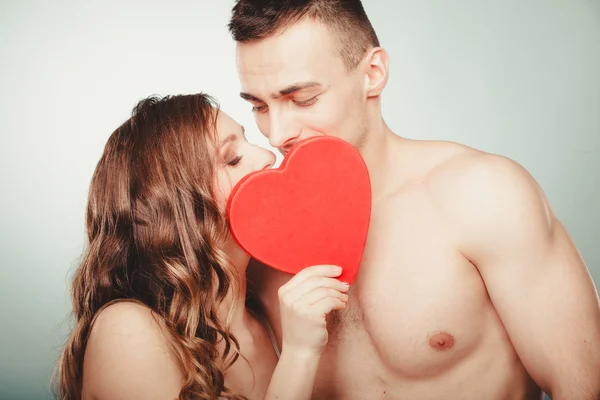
[82, 300, 184, 399]
[89, 300, 162, 337]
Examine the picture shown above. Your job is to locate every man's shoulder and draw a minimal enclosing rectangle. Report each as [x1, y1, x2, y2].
[420, 140, 532, 197]
[403, 139, 484, 181]
[420, 141, 548, 236]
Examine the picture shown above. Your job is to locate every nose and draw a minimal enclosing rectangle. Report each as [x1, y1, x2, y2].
[268, 112, 300, 153]
[258, 148, 276, 171]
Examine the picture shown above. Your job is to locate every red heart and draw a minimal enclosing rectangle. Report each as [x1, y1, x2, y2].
[226, 136, 371, 284]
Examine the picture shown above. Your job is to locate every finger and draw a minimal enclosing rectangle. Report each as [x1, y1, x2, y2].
[296, 287, 349, 306]
[310, 297, 347, 317]
[282, 277, 349, 303]
[283, 265, 343, 290]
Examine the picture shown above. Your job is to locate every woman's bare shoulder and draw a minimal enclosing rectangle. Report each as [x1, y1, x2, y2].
[81, 301, 184, 399]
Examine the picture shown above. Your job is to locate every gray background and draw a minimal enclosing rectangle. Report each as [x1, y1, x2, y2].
[1, 1, 598, 399]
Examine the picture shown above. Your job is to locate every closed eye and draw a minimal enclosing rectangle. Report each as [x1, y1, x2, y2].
[293, 96, 319, 107]
[227, 155, 243, 167]
[252, 104, 268, 113]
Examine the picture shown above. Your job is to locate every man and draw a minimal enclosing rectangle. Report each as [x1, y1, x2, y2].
[227, 1, 600, 399]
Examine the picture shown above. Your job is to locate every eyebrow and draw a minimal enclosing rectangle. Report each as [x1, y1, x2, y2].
[219, 133, 237, 149]
[240, 81, 322, 102]
[219, 127, 245, 149]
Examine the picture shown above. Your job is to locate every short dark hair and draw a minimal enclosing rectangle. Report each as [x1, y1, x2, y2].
[228, 0, 380, 70]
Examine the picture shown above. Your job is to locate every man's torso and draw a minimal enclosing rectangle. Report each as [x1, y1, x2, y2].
[248, 138, 542, 400]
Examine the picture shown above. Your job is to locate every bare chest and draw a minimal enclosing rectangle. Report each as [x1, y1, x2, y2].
[312, 195, 497, 396]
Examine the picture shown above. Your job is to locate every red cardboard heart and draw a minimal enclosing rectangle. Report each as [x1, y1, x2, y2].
[226, 136, 371, 284]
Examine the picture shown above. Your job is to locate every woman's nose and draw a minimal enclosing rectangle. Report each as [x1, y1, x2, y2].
[261, 150, 276, 170]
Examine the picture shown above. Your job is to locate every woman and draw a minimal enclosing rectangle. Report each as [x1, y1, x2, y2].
[54, 93, 350, 400]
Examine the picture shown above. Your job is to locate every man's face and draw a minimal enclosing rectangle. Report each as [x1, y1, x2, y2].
[236, 18, 369, 155]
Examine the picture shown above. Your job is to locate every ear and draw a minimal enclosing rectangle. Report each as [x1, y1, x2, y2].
[362, 47, 389, 97]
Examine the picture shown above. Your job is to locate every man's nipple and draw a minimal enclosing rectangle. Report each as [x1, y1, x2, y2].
[428, 331, 455, 351]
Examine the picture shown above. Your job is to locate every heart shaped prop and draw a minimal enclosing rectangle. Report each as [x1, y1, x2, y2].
[226, 136, 371, 284]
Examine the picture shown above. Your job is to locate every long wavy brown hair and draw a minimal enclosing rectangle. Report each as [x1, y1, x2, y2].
[53, 93, 248, 400]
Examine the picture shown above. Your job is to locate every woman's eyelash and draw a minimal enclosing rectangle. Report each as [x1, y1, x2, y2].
[227, 155, 242, 166]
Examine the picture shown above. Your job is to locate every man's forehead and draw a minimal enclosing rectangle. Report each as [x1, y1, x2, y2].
[235, 21, 342, 96]
[237, 56, 319, 90]
[238, 17, 333, 58]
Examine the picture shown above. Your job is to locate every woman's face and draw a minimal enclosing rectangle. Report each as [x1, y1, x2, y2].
[214, 110, 276, 210]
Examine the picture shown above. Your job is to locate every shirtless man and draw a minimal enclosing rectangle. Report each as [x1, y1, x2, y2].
[227, 1, 600, 399]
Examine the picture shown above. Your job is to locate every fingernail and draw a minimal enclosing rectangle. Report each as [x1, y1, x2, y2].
[341, 281, 350, 286]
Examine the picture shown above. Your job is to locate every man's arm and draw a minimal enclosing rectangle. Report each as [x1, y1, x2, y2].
[442, 153, 600, 399]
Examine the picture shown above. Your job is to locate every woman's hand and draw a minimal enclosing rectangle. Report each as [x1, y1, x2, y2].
[264, 265, 349, 400]
[277, 264, 350, 357]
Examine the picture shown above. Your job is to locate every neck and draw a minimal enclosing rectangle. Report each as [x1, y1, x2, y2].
[217, 240, 252, 331]
[359, 101, 403, 203]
